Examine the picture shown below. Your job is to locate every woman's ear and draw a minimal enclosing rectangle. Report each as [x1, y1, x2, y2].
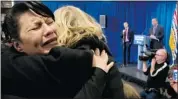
[13, 41, 24, 52]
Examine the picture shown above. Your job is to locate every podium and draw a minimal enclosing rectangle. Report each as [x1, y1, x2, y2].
[134, 35, 150, 70]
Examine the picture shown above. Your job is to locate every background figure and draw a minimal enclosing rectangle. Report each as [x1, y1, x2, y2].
[167, 65, 178, 98]
[149, 18, 164, 49]
[140, 49, 169, 99]
[121, 22, 134, 67]
[160, 64, 178, 99]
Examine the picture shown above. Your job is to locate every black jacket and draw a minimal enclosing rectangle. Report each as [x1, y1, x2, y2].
[70, 36, 125, 99]
[143, 62, 169, 89]
[2, 46, 106, 99]
[2, 36, 125, 99]
[149, 25, 164, 49]
[120, 28, 134, 44]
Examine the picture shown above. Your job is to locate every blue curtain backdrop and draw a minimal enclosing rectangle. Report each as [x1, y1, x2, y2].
[42, 1, 176, 63]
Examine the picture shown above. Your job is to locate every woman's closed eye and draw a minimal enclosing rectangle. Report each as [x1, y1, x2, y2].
[31, 22, 42, 31]
[46, 20, 54, 25]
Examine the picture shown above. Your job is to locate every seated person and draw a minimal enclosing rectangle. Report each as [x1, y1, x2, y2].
[1, 1, 117, 99]
[140, 49, 169, 99]
[54, 5, 124, 99]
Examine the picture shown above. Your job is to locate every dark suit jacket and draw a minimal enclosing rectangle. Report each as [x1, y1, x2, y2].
[2, 46, 106, 98]
[2, 37, 125, 99]
[121, 28, 134, 44]
[149, 25, 164, 49]
[71, 36, 125, 99]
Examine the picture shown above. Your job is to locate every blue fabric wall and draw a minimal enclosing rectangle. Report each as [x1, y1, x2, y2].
[42, 1, 176, 63]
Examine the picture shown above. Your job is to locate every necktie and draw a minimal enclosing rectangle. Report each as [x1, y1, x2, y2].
[153, 26, 156, 35]
[125, 29, 128, 41]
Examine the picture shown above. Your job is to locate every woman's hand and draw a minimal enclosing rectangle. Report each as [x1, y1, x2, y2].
[92, 48, 114, 73]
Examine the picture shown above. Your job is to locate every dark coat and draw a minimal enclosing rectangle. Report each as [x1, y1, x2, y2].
[121, 28, 134, 44]
[1, 46, 105, 98]
[70, 36, 125, 99]
[2, 36, 125, 99]
[149, 25, 164, 49]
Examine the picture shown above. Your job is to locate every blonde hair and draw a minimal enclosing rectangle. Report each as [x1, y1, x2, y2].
[54, 6, 104, 47]
[123, 83, 141, 99]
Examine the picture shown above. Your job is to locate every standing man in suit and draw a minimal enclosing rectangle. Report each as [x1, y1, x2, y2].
[121, 22, 134, 67]
[149, 18, 164, 49]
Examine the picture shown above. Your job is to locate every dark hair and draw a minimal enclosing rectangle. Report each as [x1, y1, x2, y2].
[2, 1, 54, 43]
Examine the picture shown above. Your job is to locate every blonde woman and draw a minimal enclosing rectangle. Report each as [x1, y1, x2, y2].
[123, 83, 141, 99]
[54, 6, 124, 99]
